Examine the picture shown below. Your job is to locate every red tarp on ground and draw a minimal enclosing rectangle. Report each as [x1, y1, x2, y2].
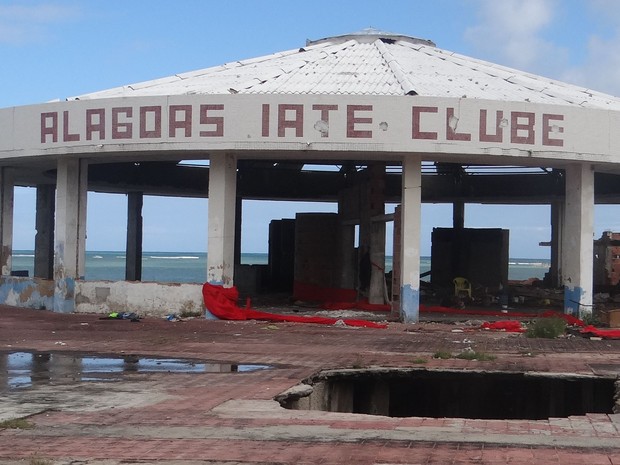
[202, 283, 387, 329]
[580, 325, 620, 339]
[480, 320, 526, 332]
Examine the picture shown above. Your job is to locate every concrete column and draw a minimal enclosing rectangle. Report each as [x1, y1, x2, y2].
[54, 158, 88, 313]
[234, 195, 242, 267]
[125, 192, 143, 281]
[0, 168, 14, 276]
[549, 200, 563, 288]
[207, 153, 237, 287]
[34, 184, 55, 279]
[562, 164, 594, 317]
[368, 163, 386, 304]
[453, 201, 465, 229]
[400, 155, 422, 323]
[337, 192, 355, 290]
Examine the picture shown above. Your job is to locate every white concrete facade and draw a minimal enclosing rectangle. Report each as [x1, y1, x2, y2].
[400, 156, 422, 323]
[562, 164, 595, 317]
[53, 158, 88, 312]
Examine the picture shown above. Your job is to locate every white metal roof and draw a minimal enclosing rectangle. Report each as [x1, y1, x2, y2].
[70, 28, 620, 110]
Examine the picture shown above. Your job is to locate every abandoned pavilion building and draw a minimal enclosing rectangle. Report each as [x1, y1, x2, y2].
[2, 29, 620, 322]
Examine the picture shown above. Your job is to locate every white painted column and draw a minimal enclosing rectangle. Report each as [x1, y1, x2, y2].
[54, 158, 88, 313]
[562, 164, 594, 317]
[0, 168, 14, 276]
[207, 153, 237, 287]
[400, 155, 422, 323]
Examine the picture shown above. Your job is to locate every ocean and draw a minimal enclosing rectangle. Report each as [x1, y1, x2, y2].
[11, 251, 550, 283]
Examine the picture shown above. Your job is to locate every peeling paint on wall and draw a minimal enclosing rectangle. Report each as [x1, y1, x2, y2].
[0, 277, 54, 310]
[564, 285, 588, 317]
[400, 284, 419, 323]
[54, 277, 75, 313]
[76, 281, 204, 317]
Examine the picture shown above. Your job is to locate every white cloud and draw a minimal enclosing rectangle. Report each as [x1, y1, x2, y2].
[464, 0, 569, 78]
[559, 1, 620, 96]
[0, 3, 80, 44]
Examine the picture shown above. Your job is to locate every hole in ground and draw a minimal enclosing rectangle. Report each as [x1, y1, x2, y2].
[277, 368, 618, 420]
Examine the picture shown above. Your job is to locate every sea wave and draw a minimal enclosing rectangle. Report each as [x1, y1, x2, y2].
[92, 255, 103, 259]
[147, 256, 200, 260]
[13, 254, 34, 258]
[509, 261, 549, 267]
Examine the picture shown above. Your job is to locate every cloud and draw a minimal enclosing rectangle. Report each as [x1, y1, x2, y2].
[464, 0, 569, 78]
[465, 0, 620, 96]
[559, 1, 620, 96]
[0, 3, 81, 45]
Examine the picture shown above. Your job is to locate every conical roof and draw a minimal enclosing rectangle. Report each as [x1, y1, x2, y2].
[70, 28, 620, 110]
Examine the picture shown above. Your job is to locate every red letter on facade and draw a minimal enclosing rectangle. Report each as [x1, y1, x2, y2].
[41, 112, 58, 143]
[62, 111, 80, 142]
[262, 104, 270, 137]
[112, 107, 133, 139]
[479, 109, 504, 143]
[446, 107, 472, 141]
[86, 109, 105, 141]
[312, 104, 338, 137]
[140, 106, 162, 139]
[511, 112, 535, 145]
[199, 104, 224, 137]
[542, 114, 564, 147]
[278, 104, 304, 137]
[169, 105, 192, 138]
[412, 106, 438, 140]
[347, 105, 372, 138]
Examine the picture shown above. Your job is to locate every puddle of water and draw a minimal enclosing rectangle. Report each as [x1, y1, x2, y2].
[0, 351, 271, 391]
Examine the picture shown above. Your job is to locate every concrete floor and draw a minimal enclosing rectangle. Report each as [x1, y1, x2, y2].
[0, 305, 619, 464]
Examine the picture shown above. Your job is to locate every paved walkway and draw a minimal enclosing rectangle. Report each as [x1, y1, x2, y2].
[0, 305, 619, 464]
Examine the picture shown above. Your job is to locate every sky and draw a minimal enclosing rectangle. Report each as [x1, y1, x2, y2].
[3, 0, 620, 257]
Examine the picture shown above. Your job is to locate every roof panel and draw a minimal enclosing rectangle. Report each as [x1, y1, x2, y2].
[69, 30, 620, 110]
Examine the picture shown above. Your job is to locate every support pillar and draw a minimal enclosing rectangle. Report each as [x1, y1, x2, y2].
[453, 201, 465, 229]
[400, 156, 422, 323]
[337, 191, 356, 290]
[54, 159, 88, 313]
[0, 169, 14, 276]
[562, 164, 594, 317]
[206, 153, 237, 289]
[125, 192, 143, 281]
[549, 200, 563, 288]
[368, 163, 386, 305]
[234, 195, 242, 267]
[34, 184, 55, 279]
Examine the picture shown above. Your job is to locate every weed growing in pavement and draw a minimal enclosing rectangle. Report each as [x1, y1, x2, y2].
[433, 350, 452, 360]
[29, 456, 52, 465]
[455, 351, 496, 361]
[525, 317, 567, 339]
[411, 357, 428, 364]
[0, 417, 34, 429]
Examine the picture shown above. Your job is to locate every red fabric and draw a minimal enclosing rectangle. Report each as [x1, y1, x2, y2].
[580, 325, 620, 339]
[480, 320, 525, 332]
[540, 310, 585, 327]
[202, 282, 387, 329]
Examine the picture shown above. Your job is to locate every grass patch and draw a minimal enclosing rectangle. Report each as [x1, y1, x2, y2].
[455, 351, 496, 361]
[179, 309, 203, 318]
[29, 456, 52, 465]
[433, 350, 452, 360]
[526, 317, 567, 339]
[0, 417, 34, 429]
[411, 357, 428, 364]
